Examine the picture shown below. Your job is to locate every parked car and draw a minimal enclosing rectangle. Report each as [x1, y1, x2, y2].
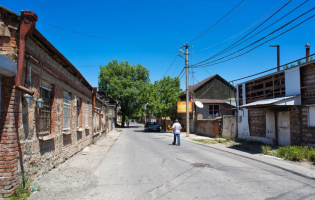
[144, 122, 160, 132]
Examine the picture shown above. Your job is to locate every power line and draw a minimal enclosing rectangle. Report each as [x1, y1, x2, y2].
[178, 67, 185, 78]
[192, 13, 315, 68]
[37, 21, 180, 47]
[203, 0, 308, 62]
[192, 0, 293, 66]
[192, 0, 287, 53]
[188, 0, 245, 44]
[192, 7, 315, 68]
[191, 47, 212, 76]
[163, 54, 179, 78]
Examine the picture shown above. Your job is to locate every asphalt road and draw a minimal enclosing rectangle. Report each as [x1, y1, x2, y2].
[82, 123, 315, 200]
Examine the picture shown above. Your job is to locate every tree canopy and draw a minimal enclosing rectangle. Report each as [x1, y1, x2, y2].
[98, 59, 150, 126]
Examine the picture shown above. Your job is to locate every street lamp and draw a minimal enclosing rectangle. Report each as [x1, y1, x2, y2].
[270, 45, 280, 71]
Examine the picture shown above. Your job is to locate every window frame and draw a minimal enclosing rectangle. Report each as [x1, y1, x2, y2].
[209, 104, 220, 115]
[39, 84, 52, 134]
[63, 91, 71, 130]
[77, 98, 81, 128]
[307, 105, 315, 127]
[85, 101, 89, 128]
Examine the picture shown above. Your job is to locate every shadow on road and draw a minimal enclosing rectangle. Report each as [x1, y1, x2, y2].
[227, 143, 262, 155]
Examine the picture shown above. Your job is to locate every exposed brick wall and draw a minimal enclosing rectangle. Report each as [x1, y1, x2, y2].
[0, 8, 109, 198]
[248, 109, 266, 137]
[0, 77, 21, 198]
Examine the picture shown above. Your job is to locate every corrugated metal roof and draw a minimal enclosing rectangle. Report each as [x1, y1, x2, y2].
[194, 99, 228, 104]
[240, 95, 301, 108]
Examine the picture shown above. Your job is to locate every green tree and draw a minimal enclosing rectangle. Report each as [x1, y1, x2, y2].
[98, 59, 150, 127]
[152, 76, 182, 118]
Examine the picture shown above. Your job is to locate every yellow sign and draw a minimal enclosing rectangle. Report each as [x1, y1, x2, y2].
[177, 101, 193, 113]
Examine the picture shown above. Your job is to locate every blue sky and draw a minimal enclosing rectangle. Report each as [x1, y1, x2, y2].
[3, 0, 315, 90]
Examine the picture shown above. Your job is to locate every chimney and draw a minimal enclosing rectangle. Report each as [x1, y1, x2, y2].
[306, 43, 310, 62]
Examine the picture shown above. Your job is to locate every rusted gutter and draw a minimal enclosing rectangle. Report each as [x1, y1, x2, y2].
[16, 10, 38, 95]
[92, 87, 103, 117]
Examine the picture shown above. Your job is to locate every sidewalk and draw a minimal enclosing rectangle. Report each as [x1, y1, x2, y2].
[29, 129, 121, 200]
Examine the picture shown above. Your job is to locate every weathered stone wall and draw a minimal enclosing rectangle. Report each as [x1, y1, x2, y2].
[0, 8, 107, 199]
[248, 109, 266, 137]
[290, 106, 315, 145]
[92, 98, 107, 142]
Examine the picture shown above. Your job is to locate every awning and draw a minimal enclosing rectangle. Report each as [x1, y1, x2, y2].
[240, 95, 301, 108]
[0, 55, 16, 77]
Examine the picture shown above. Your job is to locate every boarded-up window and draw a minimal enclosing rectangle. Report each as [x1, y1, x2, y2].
[63, 92, 71, 130]
[85, 101, 89, 127]
[308, 106, 315, 127]
[39, 85, 52, 133]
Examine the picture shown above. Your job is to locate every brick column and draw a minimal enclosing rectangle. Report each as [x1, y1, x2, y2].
[0, 77, 21, 198]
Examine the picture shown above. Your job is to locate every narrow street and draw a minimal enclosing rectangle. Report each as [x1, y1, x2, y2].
[31, 122, 315, 200]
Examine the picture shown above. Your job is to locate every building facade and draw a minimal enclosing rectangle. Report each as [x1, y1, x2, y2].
[237, 49, 315, 146]
[0, 7, 109, 198]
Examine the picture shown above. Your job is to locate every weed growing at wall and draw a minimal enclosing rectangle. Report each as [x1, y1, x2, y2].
[10, 174, 31, 200]
[261, 145, 272, 155]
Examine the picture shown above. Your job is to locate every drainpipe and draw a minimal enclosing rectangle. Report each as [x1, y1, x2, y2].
[16, 11, 38, 95]
[92, 87, 103, 117]
[305, 43, 310, 62]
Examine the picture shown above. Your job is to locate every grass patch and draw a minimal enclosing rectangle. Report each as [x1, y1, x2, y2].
[192, 139, 217, 144]
[274, 146, 315, 162]
[192, 138, 235, 145]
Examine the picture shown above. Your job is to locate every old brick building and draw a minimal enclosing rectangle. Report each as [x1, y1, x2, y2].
[0, 6, 109, 198]
[237, 46, 315, 146]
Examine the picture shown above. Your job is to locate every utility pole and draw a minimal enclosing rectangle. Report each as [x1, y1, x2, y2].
[179, 44, 190, 137]
[185, 44, 189, 137]
[270, 45, 280, 71]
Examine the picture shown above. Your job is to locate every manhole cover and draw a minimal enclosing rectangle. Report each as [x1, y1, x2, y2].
[192, 163, 210, 168]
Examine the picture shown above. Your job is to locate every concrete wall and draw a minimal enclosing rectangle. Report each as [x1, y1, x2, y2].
[222, 115, 237, 139]
[196, 119, 220, 137]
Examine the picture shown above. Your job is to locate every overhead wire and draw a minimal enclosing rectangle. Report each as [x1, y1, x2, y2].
[162, 53, 179, 78]
[188, 0, 245, 44]
[192, 13, 315, 68]
[37, 21, 180, 47]
[200, 0, 308, 63]
[192, 0, 293, 66]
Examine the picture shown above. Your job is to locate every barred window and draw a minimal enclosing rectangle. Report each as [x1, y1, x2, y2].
[77, 98, 81, 128]
[85, 101, 89, 127]
[63, 92, 71, 130]
[39, 84, 52, 133]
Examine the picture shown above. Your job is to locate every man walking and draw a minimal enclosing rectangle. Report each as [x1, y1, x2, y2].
[172, 119, 182, 146]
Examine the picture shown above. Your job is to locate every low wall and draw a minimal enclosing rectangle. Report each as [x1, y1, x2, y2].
[222, 115, 237, 139]
[196, 118, 221, 137]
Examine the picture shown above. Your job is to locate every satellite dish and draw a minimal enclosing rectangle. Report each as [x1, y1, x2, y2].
[195, 101, 204, 108]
